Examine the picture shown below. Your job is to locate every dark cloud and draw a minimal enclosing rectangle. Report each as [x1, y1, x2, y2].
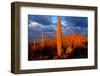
[28, 24, 56, 41]
[28, 15, 53, 25]
[60, 16, 88, 36]
[62, 25, 87, 35]
[28, 29, 42, 41]
[42, 26, 56, 32]
[28, 15, 88, 41]
[63, 16, 88, 28]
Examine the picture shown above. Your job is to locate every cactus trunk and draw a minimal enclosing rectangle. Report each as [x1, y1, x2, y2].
[57, 16, 62, 56]
[42, 32, 46, 48]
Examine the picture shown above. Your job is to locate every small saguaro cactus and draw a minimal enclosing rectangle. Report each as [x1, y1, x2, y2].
[33, 39, 36, 49]
[41, 32, 46, 48]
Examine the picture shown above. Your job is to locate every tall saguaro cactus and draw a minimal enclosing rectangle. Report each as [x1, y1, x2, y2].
[57, 16, 62, 56]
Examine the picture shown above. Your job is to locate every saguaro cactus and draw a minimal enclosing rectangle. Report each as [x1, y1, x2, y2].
[42, 32, 46, 48]
[57, 16, 62, 56]
[33, 39, 36, 49]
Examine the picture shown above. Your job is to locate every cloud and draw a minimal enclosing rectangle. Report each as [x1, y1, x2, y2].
[62, 25, 87, 35]
[28, 15, 53, 25]
[28, 20, 56, 41]
[63, 16, 88, 28]
[60, 16, 88, 35]
[28, 21, 41, 28]
[29, 21, 56, 32]
[28, 15, 88, 41]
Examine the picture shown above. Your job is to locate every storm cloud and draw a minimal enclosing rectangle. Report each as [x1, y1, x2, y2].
[28, 15, 53, 25]
[63, 16, 88, 28]
[28, 15, 88, 41]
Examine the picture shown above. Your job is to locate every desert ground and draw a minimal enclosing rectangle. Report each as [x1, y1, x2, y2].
[28, 34, 88, 60]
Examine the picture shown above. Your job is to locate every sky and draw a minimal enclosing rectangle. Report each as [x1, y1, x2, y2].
[28, 15, 88, 41]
